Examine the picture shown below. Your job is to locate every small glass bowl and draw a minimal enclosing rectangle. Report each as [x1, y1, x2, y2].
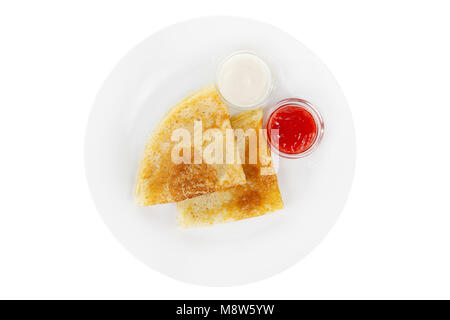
[215, 51, 274, 111]
[264, 98, 325, 159]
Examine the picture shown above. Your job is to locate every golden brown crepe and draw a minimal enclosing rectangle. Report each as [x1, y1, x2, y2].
[177, 108, 284, 227]
[135, 85, 246, 205]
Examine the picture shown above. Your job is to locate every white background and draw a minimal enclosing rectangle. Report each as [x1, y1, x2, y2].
[0, 0, 449, 299]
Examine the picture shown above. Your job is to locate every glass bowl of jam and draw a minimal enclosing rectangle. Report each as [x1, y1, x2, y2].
[265, 98, 324, 159]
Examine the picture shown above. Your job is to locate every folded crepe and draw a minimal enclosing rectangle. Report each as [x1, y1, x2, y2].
[177, 108, 284, 227]
[135, 85, 246, 205]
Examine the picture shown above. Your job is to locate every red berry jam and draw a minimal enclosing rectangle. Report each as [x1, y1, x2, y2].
[267, 100, 322, 156]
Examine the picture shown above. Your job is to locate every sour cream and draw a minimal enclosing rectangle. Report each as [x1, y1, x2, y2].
[216, 51, 272, 109]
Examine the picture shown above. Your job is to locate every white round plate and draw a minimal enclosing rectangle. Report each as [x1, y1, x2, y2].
[85, 17, 356, 286]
